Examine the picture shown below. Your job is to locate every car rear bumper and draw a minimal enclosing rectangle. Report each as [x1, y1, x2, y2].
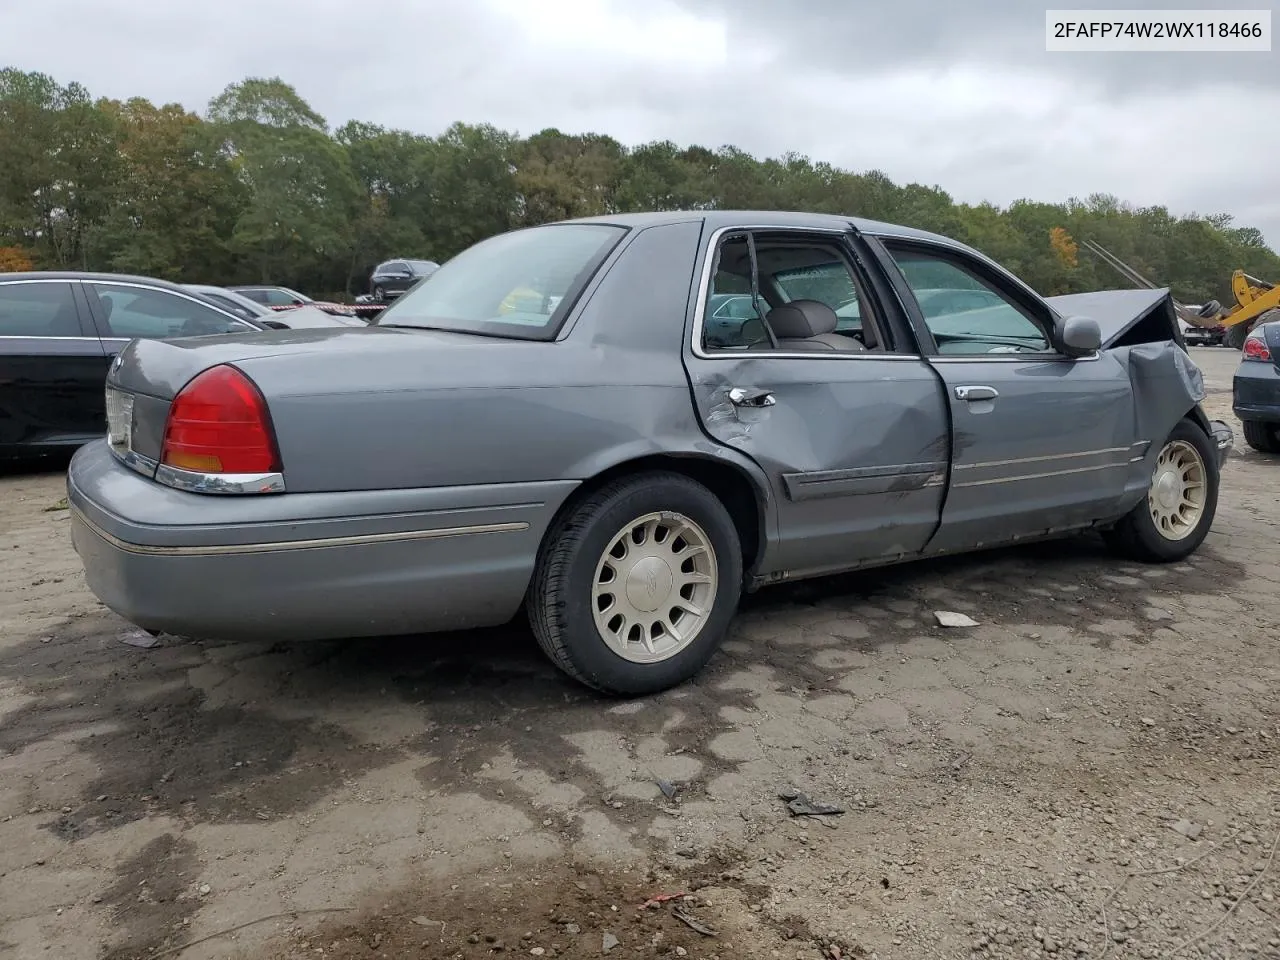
[1233, 362, 1280, 423]
[67, 441, 577, 642]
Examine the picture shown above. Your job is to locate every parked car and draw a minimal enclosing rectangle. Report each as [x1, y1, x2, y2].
[1232, 315, 1280, 453]
[67, 211, 1232, 696]
[1180, 317, 1225, 347]
[184, 285, 367, 329]
[228, 285, 357, 318]
[369, 259, 440, 302]
[0, 272, 266, 457]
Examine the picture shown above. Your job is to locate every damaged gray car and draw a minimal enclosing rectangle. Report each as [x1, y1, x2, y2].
[66, 211, 1233, 696]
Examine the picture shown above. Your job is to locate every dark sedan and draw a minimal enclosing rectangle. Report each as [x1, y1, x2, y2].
[0, 272, 264, 458]
[1233, 316, 1280, 453]
[369, 259, 439, 302]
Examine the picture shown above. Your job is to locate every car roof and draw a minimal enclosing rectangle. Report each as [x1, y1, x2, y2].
[556, 209, 958, 244]
[0, 271, 193, 292]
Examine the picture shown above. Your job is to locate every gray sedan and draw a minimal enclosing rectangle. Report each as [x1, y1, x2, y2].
[67, 211, 1233, 696]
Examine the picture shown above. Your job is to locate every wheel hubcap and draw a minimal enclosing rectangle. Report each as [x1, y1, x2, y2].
[592, 511, 718, 664]
[1147, 440, 1206, 541]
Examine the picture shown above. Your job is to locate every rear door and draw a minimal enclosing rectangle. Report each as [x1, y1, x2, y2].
[871, 238, 1137, 554]
[683, 224, 951, 580]
[0, 279, 107, 450]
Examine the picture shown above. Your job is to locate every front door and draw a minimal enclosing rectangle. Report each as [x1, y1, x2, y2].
[684, 227, 952, 580]
[877, 241, 1137, 555]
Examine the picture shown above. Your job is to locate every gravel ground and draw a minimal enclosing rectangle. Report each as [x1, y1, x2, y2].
[1, 346, 1277, 960]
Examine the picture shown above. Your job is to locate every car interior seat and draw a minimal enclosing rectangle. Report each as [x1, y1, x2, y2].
[750, 299, 866, 352]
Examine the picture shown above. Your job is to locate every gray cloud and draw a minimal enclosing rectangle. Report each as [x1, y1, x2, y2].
[1, 0, 1276, 247]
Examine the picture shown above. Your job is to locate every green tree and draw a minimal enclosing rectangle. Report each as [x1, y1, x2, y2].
[207, 78, 361, 284]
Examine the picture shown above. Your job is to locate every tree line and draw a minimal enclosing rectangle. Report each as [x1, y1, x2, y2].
[2, 68, 1277, 306]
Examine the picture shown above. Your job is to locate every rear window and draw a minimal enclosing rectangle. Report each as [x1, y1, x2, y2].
[0, 282, 80, 337]
[375, 224, 627, 340]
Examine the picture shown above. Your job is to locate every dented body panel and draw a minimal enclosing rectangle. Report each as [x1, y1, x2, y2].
[685, 355, 948, 578]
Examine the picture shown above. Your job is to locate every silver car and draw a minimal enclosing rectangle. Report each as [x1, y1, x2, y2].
[67, 211, 1233, 695]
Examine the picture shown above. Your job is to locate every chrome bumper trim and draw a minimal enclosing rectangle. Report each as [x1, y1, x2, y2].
[71, 505, 529, 558]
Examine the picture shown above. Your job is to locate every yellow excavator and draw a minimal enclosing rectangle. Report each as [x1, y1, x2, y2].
[1082, 239, 1280, 349]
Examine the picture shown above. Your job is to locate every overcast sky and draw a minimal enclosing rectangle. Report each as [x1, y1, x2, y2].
[2, 0, 1276, 249]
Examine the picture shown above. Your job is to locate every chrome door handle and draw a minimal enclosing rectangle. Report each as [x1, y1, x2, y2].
[728, 387, 776, 407]
[955, 385, 998, 402]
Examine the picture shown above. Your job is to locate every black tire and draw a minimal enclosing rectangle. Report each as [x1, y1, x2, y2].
[1224, 320, 1251, 350]
[1243, 419, 1280, 454]
[526, 471, 743, 696]
[1102, 418, 1219, 563]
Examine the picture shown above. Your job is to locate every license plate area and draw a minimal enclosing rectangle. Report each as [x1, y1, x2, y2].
[105, 386, 135, 457]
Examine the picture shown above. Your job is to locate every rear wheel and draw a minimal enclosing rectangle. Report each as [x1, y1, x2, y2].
[1243, 420, 1280, 453]
[527, 472, 742, 696]
[1102, 419, 1219, 563]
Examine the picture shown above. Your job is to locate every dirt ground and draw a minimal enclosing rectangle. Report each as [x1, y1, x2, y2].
[1, 346, 1278, 960]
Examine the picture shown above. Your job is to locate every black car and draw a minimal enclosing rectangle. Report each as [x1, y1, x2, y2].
[369, 259, 439, 302]
[1232, 314, 1280, 453]
[0, 272, 266, 458]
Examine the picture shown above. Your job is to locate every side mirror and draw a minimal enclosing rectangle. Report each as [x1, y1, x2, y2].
[1059, 315, 1101, 356]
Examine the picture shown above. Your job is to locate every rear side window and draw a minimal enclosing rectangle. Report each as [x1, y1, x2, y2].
[89, 284, 251, 339]
[0, 282, 82, 337]
[377, 224, 627, 340]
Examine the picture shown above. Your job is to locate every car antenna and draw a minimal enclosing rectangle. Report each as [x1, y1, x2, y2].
[745, 231, 779, 350]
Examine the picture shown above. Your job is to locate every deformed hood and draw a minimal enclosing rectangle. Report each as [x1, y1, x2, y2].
[1045, 287, 1177, 348]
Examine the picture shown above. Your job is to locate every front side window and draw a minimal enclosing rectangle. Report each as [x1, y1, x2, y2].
[376, 224, 627, 340]
[89, 284, 252, 339]
[0, 282, 82, 337]
[886, 246, 1052, 355]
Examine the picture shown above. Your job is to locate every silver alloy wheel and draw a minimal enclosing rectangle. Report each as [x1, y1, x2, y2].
[591, 511, 719, 664]
[1148, 439, 1207, 541]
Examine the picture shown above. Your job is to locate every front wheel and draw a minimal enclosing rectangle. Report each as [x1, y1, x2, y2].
[526, 472, 743, 696]
[1102, 419, 1219, 563]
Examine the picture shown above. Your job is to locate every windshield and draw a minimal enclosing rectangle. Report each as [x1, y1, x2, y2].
[375, 223, 627, 340]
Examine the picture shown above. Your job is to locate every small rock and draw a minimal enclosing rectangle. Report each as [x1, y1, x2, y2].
[934, 611, 978, 628]
[198, 884, 211, 895]
[565, 924, 581, 935]
[676, 949, 688, 958]
[1170, 819, 1203, 840]
[531, 949, 545, 957]
[1140, 717, 1155, 726]
[602, 932, 619, 953]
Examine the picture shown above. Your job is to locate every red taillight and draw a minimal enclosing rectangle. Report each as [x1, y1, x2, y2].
[1243, 332, 1271, 362]
[160, 365, 281, 474]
